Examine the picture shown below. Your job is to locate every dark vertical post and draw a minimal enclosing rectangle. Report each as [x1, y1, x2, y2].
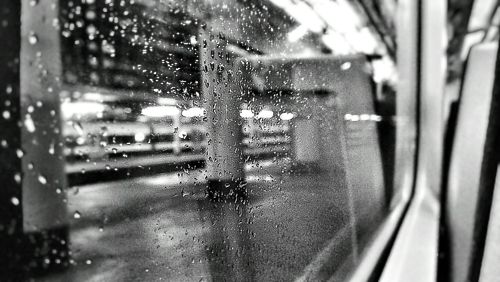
[0, 0, 24, 277]
[0, 0, 69, 277]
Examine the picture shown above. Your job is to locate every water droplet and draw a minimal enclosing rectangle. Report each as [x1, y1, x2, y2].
[72, 121, 84, 136]
[73, 211, 81, 219]
[341, 62, 351, 70]
[38, 174, 47, 185]
[28, 32, 38, 45]
[10, 197, 19, 206]
[16, 149, 24, 158]
[24, 115, 36, 132]
[14, 173, 21, 184]
[48, 143, 55, 155]
[2, 110, 10, 119]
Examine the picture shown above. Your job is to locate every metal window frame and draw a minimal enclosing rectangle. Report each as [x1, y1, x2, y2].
[347, 0, 448, 281]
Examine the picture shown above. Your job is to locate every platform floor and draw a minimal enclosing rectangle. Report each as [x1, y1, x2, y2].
[39, 159, 379, 281]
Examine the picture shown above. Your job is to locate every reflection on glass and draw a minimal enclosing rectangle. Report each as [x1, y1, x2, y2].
[5, 0, 401, 280]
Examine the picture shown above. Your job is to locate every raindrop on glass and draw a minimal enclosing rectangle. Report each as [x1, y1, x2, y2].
[28, 32, 38, 45]
[24, 115, 36, 132]
[73, 211, 81, 219]
[48, 143, 55, 155]
[10, 197, 20, 206]
[38, 174, 47, 185]
[16, 149, 24, 158]
[2, 110, 10, 120]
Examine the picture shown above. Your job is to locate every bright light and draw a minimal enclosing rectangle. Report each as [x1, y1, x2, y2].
[256, 109, 274, 119]
[134, 132, 146, 142]
[182, 107, 205, 118]
[76, 137, 86, 145]
[370, 114, 382, 122]
[240, 110, 254, 119]
[279, 112, 295, 121]
[340, 62, 351, 70]
[157, 98, 177, 105]
[288, 24, 309, 42]
[141, 106, 180, 118]
[345, 113, 382, 122]
[61, 101, 106, 119]
[372, 57, 397, 83]
[322, 31, 353, 55]
[83, 92, 104, 102]
[269, 0, 325, 33]
[190, 35, 198, 45]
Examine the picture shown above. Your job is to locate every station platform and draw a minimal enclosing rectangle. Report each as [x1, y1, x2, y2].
[39, 159, 373, 281]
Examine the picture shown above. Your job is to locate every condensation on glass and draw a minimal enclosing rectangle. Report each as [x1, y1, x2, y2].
[1, 0, 403, 281]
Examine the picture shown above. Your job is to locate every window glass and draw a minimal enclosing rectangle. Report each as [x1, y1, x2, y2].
[1, 0, 408, 280]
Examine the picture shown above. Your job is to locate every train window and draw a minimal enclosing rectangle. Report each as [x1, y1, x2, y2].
[0, 0, 415, 281]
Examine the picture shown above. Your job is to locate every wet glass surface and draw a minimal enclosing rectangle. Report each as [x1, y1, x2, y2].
[1, 0, 404, 280]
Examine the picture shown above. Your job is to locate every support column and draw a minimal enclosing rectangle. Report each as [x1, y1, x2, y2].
[200, 30, 245, 200]
[0, 0, 69, 277]
[0, 1, 25, 277]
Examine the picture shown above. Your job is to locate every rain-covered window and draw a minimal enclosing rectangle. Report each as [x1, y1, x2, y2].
[1, 0, 409, 280]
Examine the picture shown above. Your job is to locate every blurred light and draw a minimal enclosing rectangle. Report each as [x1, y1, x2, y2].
[157, 98, 177, 105]
[134, 132, 146, 142]
[141, 106, 180, 117]
[83, 92, 104, 102]
[269, 0, 325, 33]
[182, 107, 205, 117]
[240, 109, 255, 118]
[372, 57, 397, 83]
[322, 31, 353, 55]
[347, 27, 379, 54]
[279, 112, 295, 120]
[61, 101, 106, 119]
[345, 113, 360, 121]
[345, 113, 382, 122]
[256, 109, 274, 119]
[76, 137, 86, 145]
[370, 114, 382, 122]
[288, 24, 309, 42]
[190, 35, 198, 45]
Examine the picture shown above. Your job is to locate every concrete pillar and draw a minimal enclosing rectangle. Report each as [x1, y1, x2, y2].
[291, 118, 321, 169]
[197, 201, 255, 281]
[200, 30, 245, 200]
[0, 0, 69, 277]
